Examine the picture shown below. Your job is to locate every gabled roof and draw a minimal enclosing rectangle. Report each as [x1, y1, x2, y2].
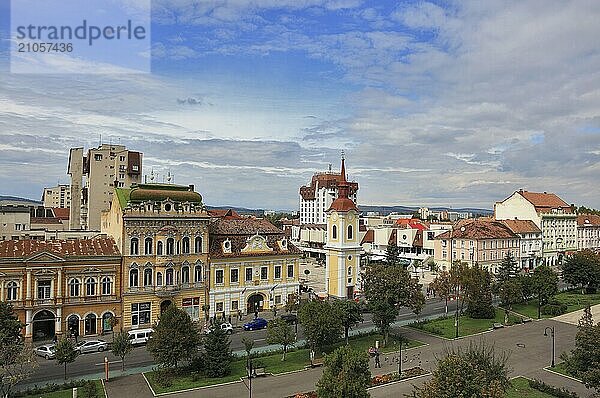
[0, 238, 120, 258]
[500, 219, 541, 234]
[578, 214, 600, 227]
[361, 229, 374, 244]
[208, 209, 242, 220]
[52, 208, 70, 220]
[516, 190, 573, 214]
[396, 218, 429, 231]
[435, 219, 517, 240]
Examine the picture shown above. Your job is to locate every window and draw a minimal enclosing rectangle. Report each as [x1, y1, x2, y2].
[102, 312, 114, 332]
[194, 264, 203, 282]
[230, 268, 239, 283]
[182, 237, 190, 254]
[157, 272, 163, 286]
[101, 277, 112, 295]
[216, 302, 224, 312]
[6, 281, 18, 301]
[119, 155, 125, 161]
[69, 279, 80, 297]
[275, 295, 282, 305]
[182, 297, 200, 321]
[165, 268, 174, 285]
[144, 268, 153, 286]
[332, 225, 337, 239]
[37, 280, 51, 299]
[157, 241, 163, 255]
[348, 267, 352, 276]
[245, 268, 253, 282]
[85, 314, 97, 335]
[231, 300, 239, 310]
[181, 266, 190, 284]
[166, 238, 174, 255]
[216, 269, 224, 284]
[144, 238, 153, 255]
[287, 264, 294, 278]
[94, 154, 102, 161]
[131, 302, 151, 326]
[347, 225, 353, 240]
[260, 267, 268, 280]
[129, 268, 139, 287]
[130, 238, 139, 255]
[85, 278, 96, 296]
[274, 265, 282, 279]
[195, 236, 203, 253]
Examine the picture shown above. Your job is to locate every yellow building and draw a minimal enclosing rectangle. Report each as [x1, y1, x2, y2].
[324, 156, 361, 299]
[0, 238, 122, 341]
[101, 183, 210, 330]
[208, 217, 301, 318]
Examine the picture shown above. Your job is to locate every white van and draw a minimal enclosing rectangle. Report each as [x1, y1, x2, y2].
[128, 328, 153, 345]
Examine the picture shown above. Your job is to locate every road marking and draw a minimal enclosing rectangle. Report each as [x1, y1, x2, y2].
[254, 338, 266, 342]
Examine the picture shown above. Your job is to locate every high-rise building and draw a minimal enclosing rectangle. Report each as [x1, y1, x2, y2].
[42, 184, 71, 208]
[299, 161, 358, 225]
[324, 156, 361, 299]
[68, 144, 142, 230]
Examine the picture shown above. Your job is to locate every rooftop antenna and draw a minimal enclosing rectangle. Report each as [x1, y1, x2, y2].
[328, 163, 332, 172]
[99, 133, 102, 147]
[149, 168, 155, 182]
[167, 170, 172, 183]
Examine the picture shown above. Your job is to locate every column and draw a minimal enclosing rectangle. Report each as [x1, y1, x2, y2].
[57, 270, 63, 299]
[0, 281, 4, 302]
[56, 307, 62, 336]
[26, 271, 32, 300]
[25, 309, 32, 338]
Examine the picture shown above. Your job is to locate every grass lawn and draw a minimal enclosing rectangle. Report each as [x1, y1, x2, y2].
[547, 362, 582, 381]
[509, 291, 600, 319]
[147, 333, 425, 394]
[21, 380, 104, 398]
[505, 377, 556, 398]
[408, 308, 523, 339]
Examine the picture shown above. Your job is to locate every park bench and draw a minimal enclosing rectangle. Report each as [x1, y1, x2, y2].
[252, 367, 267, 377]
[492, 323, 504, 329]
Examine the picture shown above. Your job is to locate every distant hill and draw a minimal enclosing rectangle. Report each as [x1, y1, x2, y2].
[358, 204, 493, 216]
[0, 195, 41, 205]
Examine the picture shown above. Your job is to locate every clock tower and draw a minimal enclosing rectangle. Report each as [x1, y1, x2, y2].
[324, 154, 361, 299]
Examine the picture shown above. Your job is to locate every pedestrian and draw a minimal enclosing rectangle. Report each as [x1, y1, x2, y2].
[254, 309, 258, 319]
[228, 315, 232, 324]
[52, 334, 58, 344]
[374, 349, 381, 368]
[238, 309, 242, 321]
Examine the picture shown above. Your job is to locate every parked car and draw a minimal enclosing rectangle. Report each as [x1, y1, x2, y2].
[34, 344, 56, 359]
[128, 328, 153, 345]
[75, 339, 109, 354]
[243, 317, 268, 331]
[279, 313, 298, 325]
[205, 322, 234, 335]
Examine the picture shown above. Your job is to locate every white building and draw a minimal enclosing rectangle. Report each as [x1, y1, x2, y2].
[494, 190, 576, 266]
[577, 214, 600, 251]
[500, 219, 543, 270]
[299, 164, 358, 225]
[42, 184, 71, 208]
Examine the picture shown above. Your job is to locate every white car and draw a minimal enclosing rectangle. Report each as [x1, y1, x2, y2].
[128, 328, 153, 345]
[76, 339, 109, 354]
[205, 322, 234, 335]
[34, 344, 56, 359]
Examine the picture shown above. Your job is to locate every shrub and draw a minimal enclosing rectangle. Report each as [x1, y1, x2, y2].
[528, 379, 578, 398]
[153, 369, 174, 388]
[541, 302, 568, 316]
[80, 380, 98, 398]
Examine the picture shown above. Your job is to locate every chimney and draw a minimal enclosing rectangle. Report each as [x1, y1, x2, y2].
[188, 184, 195, 192]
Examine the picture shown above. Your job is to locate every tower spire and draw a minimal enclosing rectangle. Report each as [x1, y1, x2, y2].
[338, 151, 349, 199]
[340, 150, 346, 183]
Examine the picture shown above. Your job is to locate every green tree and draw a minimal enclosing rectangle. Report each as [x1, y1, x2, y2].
[386, 242, 400, 266]
[530, 265, 559, 319]
[495, 278, 523, 311]
[147, 305, 201, 370]
[411, 343, 510, 398]
[562, 249, 600, 293]
[55, 337, 79, 380]
[430, 271, 453, 315]
[316, 345, 371, 398]
[111, 331, 133, 371]
[241, 336, 254, 370]
[497, 252, 520, 282]
[266, 319, 295, 360]
[285, 292, 301, 314]
[332, 300, 363, 344]
[463, 266, 495, 319]
[298, 300, 342, 358]
[561, 305, 600, 391]
[203, 325, 233, 377]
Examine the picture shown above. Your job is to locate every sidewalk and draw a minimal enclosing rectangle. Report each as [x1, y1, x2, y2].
[104, 374, 153, 398]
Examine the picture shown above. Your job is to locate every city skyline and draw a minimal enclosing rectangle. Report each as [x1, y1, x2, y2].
[1, 1, 600, 209]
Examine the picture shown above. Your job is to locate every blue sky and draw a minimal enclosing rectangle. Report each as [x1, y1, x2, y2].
[1, 0, 600, 210]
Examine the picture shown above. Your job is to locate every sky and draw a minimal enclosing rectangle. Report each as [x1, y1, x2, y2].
[1, 0, 599, 210]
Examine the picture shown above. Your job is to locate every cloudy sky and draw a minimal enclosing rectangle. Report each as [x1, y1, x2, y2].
[1, 0, 599, 210]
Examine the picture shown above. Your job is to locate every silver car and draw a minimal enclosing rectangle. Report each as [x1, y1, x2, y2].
[75, 339, 109, 354]
[34, 344, 56, 359]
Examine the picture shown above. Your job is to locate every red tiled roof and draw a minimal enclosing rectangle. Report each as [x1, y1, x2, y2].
[517, 190, 573, 213]
[299, 174, 358, 200]
[52, 208, 70, 220]
[0, 238, 120, 258]
[361, 229, 374, 244]
[578, 214, 600, 227]
[500, 219, 541, 234]
[328, 197, 358, 212]
[435, 219, 517, 240]
[208, 209, 242, 220]
[396, 218, 429, 231]
[30, 217, 63, 225]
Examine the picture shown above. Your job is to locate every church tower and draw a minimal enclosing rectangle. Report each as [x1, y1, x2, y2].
[324, 154, 361, 299]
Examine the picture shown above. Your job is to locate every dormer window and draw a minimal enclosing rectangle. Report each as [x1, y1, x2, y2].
[164, 203, 172, 212]
[223, 239, 232, 254]
[281, 239, 287, 249]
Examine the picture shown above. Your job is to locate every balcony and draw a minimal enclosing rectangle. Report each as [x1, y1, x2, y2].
[155, 286, 180, 297]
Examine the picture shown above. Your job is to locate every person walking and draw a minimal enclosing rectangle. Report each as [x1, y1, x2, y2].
[374, 349, 381, 368]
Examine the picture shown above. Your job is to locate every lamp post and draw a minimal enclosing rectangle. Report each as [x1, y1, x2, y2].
[454, 281, 459, 339]
[397, 337, 407, 376]
[543, 326, 556, 368]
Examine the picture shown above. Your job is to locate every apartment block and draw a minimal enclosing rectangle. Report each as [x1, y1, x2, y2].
[42, 184, 71, 208]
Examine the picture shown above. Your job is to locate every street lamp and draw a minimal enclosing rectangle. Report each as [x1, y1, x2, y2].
[397, 337, 408, 376]
[543, 326, 556, 368]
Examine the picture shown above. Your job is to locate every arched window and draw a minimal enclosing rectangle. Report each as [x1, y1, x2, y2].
[347, 225, 353, 240]
[130, 238, 139, 255]
[84, 313, 97, 335]
[166, 238, 174, 255]
[182, 237, 190, 254]
[181, 266, 190, 284]
[348, 267, 352, 276]
[102, 312, 113, 332]
[144, 268, 153, 286]
[157, 241, 163, 255]
[157, 272, 163, 286]
[85, 278, 96, 296]
[165, 268, 174, 285]
[69, 279, 80, 297]
[332, 225, 337, 239]
[194, 264, 203, 283]
[129, 268, 139, 287]
[144, 238, 153, 255]
[195, 236, 203, 253]
[6, 281, 18, 301]
[67, 314, 79, 336]
[101, 277, 112, 295]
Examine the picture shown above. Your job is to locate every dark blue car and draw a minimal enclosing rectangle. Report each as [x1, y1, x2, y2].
[243, 317, 268, 331]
